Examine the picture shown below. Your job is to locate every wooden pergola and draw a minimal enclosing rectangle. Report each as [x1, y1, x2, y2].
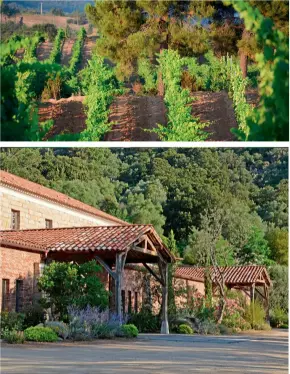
[0, 225, 175, 333]
[176, 265, 272, 317]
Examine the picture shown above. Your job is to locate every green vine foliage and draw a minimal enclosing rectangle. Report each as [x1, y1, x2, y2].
[155, 49, 208, 141]
[48, 28, 65, 64]
[137, 58, 157, 93]
[225, 0, 289, 141]
[184, 52, 253, 138]
[52, 55, 123, 141]
[68, 27, 86, 75]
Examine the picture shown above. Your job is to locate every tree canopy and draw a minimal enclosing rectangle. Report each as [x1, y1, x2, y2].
[1, 147, 288, 266]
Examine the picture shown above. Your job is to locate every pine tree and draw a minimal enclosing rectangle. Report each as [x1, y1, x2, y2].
[86, 0, 215, 92]
[236, 0, 289, 77]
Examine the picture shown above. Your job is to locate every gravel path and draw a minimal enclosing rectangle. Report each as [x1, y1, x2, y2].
[1, 330, 288, 373]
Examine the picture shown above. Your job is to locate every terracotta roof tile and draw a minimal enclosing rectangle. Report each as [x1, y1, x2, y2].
[175, 265, 271, 286]
[0, 225, 173, 261]
[0, 170, 127, 225]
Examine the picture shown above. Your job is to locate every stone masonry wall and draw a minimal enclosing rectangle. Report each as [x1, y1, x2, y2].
[0, 186, 118, 230]
[0, 246, 43, 312]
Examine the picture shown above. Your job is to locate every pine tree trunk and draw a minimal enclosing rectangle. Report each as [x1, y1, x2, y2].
[239, 28, 250, 78]
[240, 52, 248, 79]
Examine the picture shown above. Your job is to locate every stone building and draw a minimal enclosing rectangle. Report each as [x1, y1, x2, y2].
[0, 171, 271, 327]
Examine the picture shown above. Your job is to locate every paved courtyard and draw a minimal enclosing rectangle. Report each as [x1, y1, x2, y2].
[1, 330, 288, 373]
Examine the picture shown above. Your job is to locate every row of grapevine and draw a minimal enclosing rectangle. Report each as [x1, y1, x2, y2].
[225, 0, 289, 141]
[156, 49, 207, 141]
[68, 27, 87, 75]
[48, 29, 65, 64]
[184, 51, 253, 138]
[1, 34, 42, 66]
[51, 55, 123, 141]
[22, 33, 43, 63]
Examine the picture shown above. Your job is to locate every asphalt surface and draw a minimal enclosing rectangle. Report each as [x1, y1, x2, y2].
[1, 330, 288, 373]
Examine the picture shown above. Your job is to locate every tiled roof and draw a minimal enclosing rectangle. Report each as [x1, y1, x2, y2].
[175, 265, 271, 286]
[0, 225, 173, 261]
[0, 170, 127, 225]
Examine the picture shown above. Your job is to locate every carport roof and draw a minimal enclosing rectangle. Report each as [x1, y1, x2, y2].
[175, 265, 271, 286]
[0, 225, 174, 262]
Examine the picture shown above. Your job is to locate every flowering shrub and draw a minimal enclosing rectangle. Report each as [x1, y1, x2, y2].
[68, 306, 128, 340]
[215, 297, 250, 331]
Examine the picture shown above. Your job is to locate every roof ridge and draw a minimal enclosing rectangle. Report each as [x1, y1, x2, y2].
[0, 224, 150, 233]
[0, 170, 128, 226]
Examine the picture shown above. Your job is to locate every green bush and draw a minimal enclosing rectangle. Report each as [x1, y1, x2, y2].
[128, 310, 160, 333]
[2, 329, 25, 344]
[120, 324, 139, 338]
[91, 323, 116, 339]
[45, 321, 69, 340]
[218, 324, 232, 335]
[22, 303, 45, 329]
[178, 324, 193, 335]
[0, 312, 25, 335]
[24, 326, 58, 342]
[244, 301, 266, 329]
[270, 307, 288, 328]
[280, 324, 288, 329]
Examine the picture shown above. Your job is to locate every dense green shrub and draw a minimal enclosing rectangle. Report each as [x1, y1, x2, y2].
[120, 324, 139, 338]
[128, 310, 160, 333]
[22, 303, 45, 329]
[178, 324, 193, 335]
[24, 326, 58, 342]
[91, 323, 116, 339]
[38, 261, 109, 320]
[244, 301, 267, 329]
[270, 307, 288, 328]
[45, 321, 69, 340]
[31, 24, 57, 42]
[269, 265, 288, 313]
[2, 329, 25, 344]
[0, 312, 25, 335]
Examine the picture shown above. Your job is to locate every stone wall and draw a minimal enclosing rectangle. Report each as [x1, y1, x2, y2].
[0, 246, 43, 312]
[0, 185, 118, 230]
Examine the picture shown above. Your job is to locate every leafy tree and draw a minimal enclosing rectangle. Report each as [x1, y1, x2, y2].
[266, 226, 288, 265]
[239, 226, 270, 265]
[268, 265, 288, 312]
[51, 7, 65, 16]
[38, 261, 109, 320]
[86, 0, 215, 89]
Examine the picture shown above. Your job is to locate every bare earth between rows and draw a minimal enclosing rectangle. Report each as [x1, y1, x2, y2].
[38, 90, 257, 141]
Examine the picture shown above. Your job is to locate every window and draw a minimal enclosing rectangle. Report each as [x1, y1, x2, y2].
[45, 219, 53, 229]
[11, 210, 20, 230]
[2, 279, 9, 311]
[15, 280, 24, 312]
[128, 291, 132, 314]
[121, 290, 126, 314]
[134, 292, 138, 313]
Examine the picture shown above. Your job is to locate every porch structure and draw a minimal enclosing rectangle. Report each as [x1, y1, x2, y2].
[176, 265, 272, 316]
[0, 225, 174, 333]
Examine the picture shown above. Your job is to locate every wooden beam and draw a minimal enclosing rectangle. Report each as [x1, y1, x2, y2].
[95, 256, 116, 280]
[142, 263, 163, 285]
[255, 287, 266, 300]
[133, 245, 158, 257]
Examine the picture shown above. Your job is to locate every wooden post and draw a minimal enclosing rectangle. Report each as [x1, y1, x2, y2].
[158, 259, 169, 334]
[251, 283, 255, 328]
